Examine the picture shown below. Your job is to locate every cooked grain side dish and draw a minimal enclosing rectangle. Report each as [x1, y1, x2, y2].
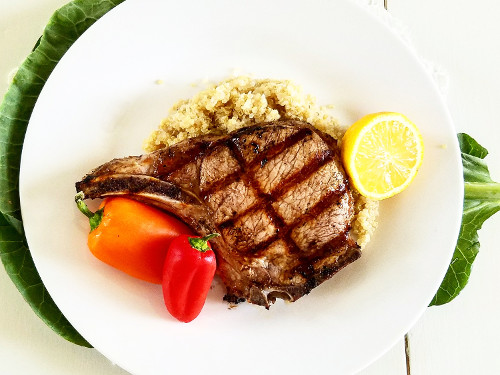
[144, 75, 378, 248]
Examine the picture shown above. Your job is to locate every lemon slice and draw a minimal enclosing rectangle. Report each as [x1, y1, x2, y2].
[341, 112, 424, 200]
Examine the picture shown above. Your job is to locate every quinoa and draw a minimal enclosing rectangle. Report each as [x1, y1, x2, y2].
[144, 75, 378, 248]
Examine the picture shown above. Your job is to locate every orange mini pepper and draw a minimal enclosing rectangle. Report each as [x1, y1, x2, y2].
[75, 193, 194, 284]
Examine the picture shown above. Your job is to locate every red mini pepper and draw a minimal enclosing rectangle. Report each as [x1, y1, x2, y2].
[162, 234, 218, 322]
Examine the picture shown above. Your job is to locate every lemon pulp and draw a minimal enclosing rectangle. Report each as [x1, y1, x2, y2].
[341, 112, 424, 200]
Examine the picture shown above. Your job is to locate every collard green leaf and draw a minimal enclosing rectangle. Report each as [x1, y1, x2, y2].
[430, 133, 500, 305]
[0, 0, 124, 347]
[0, 0, 497, 349]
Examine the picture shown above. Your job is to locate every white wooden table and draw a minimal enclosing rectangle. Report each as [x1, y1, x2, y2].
[1, 1, 499, 373]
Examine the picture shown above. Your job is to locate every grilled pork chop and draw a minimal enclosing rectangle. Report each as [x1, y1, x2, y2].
[76, 120, 361, 307]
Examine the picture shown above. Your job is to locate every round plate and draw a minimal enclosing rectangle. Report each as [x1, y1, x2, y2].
[19, 0, 463, 374]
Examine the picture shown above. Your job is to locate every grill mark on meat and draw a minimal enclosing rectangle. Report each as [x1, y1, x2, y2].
[253, 134, 329, 194]
[301, 238, 355, 270]
[204, 178, 258, 224]
[236, 126, 312, 168]
[273, 165, 346, 226]
[199, 145, 241, 192]
[231, 125, 310, 165]
[219, 184, 349, 259]
[225, 137, 291, 250]
[76, 121, 361, 308]
[285, 184, 348, 245]
[217, 182, 347, 240]
[291, 192, 353, 254]
[268, 149, 336, 200]
[321, 231, 352, 256]
[296, 238, 360, 293]
[152, 138, 215, 178]
[224, 128, 353, 265]
[200, 169, 243, 202]
[220, 208, 277, 254]
[159, 126, 312, 197]
[215, 145, 348, 257]
[199, 127, 312, 197]
[79, 174, 195, 203]
[225, 134, 304, 260]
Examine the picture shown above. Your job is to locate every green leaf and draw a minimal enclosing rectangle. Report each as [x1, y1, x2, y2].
[430, 133, 500, 305]
[0, 0, 124, 347]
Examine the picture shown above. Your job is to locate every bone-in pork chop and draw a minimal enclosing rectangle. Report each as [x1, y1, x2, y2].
[76, 120, 361, 307]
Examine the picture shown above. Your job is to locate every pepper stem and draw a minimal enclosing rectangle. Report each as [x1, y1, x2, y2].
[188, 233, 219, 252]
[75, 192, 93, 218]
[75, 192, 104, 232]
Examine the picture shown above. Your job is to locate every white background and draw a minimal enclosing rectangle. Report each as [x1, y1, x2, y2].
[1, 0, 499, 374]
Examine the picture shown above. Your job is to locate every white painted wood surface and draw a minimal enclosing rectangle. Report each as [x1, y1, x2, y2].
[390, 0, 500, 374]
[1, 0, 499, 374]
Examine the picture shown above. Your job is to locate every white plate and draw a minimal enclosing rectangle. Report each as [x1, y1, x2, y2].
[19, 0, 463, 374]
